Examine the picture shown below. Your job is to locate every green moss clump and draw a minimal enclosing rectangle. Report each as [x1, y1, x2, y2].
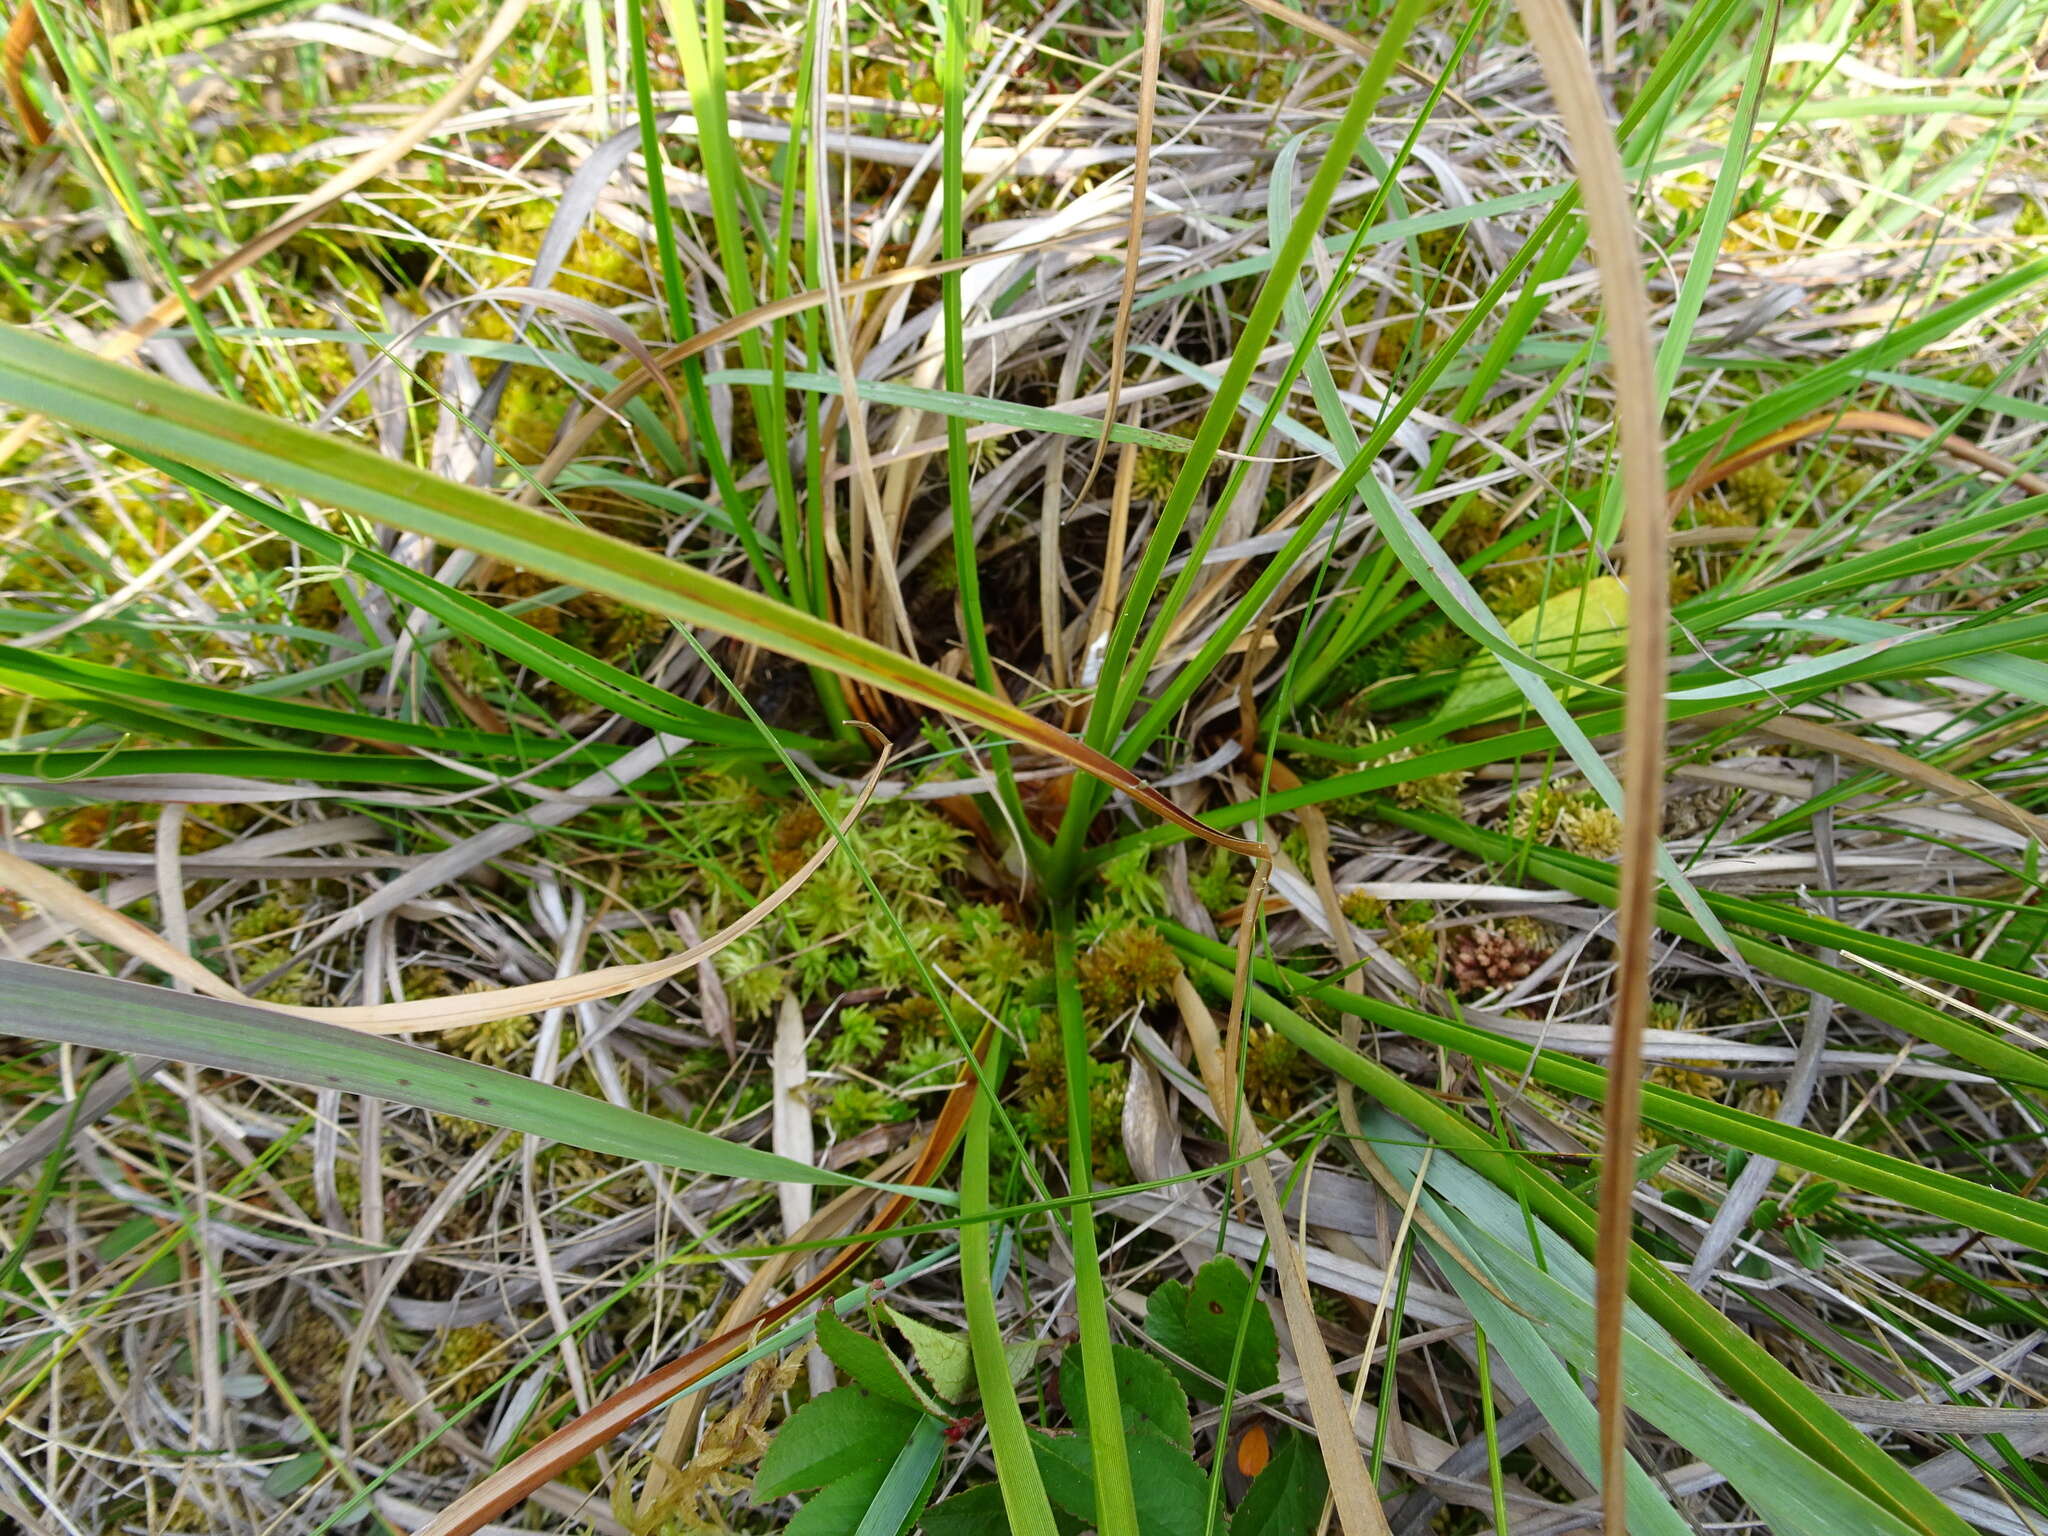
[431, 1323, 508, 1393]
[1390, 766, 1470, 818]
[1012, 1019, 1130, 1185]
[1510, 783, 1624, 857]
[1401, 622, 1472, 675]
[1243, 1026, 1314, 1118]
[1190, 851, 1248, 918]
[1075, 924, 1179, 1021]
[1341, 893, 1439, 980]
[1719, 457, 1793, 524]
[824, 1082, 912, 1136]
[714, 933, 789, 1023]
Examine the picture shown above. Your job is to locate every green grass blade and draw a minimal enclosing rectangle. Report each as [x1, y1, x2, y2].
[1373, 803, 2048, 1093]
[1164, 926, 2048, 1253]
[138, 456, 808, 750]
[0, 644, 619, 764]
[0, 961, 934, 1195]
[701, 369, 1187, 449]
[962, 1081, 1060, 1536]
[1371, 1117, 1924, 1536]
[1180, 958, 1976, 1536]
[1050, 899, 1138, 1536]
[1065, 0, 1424, 776]
[0, 325, 1255, 854]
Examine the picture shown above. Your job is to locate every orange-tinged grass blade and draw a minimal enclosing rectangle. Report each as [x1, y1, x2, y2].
[413, 1026, 991, 1536]
[4, 0, 51, 148]
[1670, 407, 2048, 509]
[0, 325, 1265, 859]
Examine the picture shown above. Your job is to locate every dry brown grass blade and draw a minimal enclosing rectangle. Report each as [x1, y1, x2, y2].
[1072, 0, 1165, 510]
[1073, 440, 1139, 704]
[806, 23, 899, 652]
[1753, 712, 2048, 845]
[412, 1027, 991, 1536]
[1513, 2, 1669, 1530]
[0, 753, 890, 1031]
[1173, 969, 1393, 1536]
[0, 0, 535, 465]
[1669, 407, 2048, 511]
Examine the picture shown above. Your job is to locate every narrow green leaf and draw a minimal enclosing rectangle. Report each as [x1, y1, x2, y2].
[1372, 1114, 1914, 1536]
[0, 962, 927, 1195]
[701, 368, 1188, 450]
[142, 457, 795, 750]
[0, 326, 1256, 857]
[1165, 927, 2048, 1253]
[960, 1084, 1061, 1536]
[1179, 958, 1976, 1536]
[849, 1417, 946, 1536]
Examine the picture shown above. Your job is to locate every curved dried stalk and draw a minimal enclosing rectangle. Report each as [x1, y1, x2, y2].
[1671, 407, 2048, 509]
[1511, 3, 1669, 1532]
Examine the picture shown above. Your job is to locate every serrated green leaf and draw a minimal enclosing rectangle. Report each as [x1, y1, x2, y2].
[1187, 1260, 1279, 1396]
[782, 1460, 890, 1536]
[884, 1304, 1036, 1404]
[755, 1386, 922, 1499]
[1231, 1429, 1327, 1536]
[922, 1484, 1011, 1536]
[1142, 1280, 1202, 1399]
[884, 1305, 975, 1402]
[1029, 1427, 1210, 1536]
[815, 1311, 925, 1412]
[1144, 1258, 1278, 1401]
[1059, 1343, 1193, 1454]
